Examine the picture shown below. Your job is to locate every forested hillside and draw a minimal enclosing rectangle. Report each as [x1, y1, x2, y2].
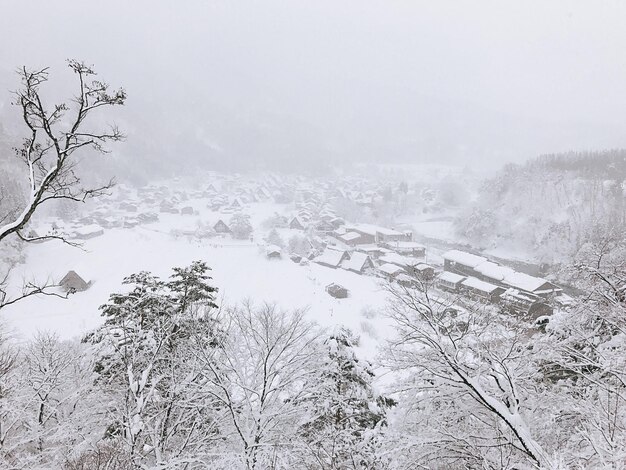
[456, 150, 626, 264]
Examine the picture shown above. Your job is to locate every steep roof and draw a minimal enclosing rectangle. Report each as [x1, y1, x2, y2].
[59, 271, 89, 291]
[341, 252, 372, 272]
[378, 263, 404, 276]
[315, 249, 348, 268]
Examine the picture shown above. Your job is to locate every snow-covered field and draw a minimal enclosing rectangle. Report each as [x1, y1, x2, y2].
[2, 203, 395, 360]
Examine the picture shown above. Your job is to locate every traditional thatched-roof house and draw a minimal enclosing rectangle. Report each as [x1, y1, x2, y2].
[59, 270, 90, 293]
[341, 252, 374, 274]
[314, 249, 350, 269]
[289, 217, 305, 230]
[213, 220, 232, 234]
[231, 197, 244, 208]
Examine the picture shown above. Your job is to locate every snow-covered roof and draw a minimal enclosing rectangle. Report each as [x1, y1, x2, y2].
[356, 244, 382, 252]
[386, 241, 425, 250]
[414, 263, 433, 272]
[314, 249, 347, 268]
[502, 272, 557, 293]
[374, 226, 404, 236]
[396, 273, 413, 283]
[474, 261, 516, 281]
[378, 263, 404, 276]
[345, 223, 404, 237]
[340, 232, 361, 241]
[341, 252, 371, 272]
[461, 277, 502, 294]
[265, 245, 281, 255]
[379, 253, 421, 268]
[438, 271, 466, 284]
[442, 250, 487, 268]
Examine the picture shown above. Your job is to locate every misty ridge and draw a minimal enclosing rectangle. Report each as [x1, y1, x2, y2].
[0, 2, 625, 469]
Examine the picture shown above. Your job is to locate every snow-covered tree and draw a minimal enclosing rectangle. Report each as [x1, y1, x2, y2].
[0, 60, 125, 310]
[287, 234, 311, 257]
[261, 213, 288, 230]
[229, 213, 253, 240]
[264, 228, 285, 248]
[538, 227, 626, 466]
[195, 302, 320, 469]
[0, 332, 94, 468]
[87, 261, 221, 467]
[383, 282, 552, 468]
[295, 328, 394, 469]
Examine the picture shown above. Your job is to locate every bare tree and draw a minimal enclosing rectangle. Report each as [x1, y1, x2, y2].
[0, 60, 125, 309]
[194, 302, 321, 470]
[382, 281, 551, 468]
[541, 228, 626, 467]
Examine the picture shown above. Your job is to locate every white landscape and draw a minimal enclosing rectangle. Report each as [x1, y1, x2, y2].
[1, 2, 626, 469]
[3, 199, 393, 360]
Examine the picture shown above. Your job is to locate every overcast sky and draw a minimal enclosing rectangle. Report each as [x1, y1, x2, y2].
[1, 0, 626, 171]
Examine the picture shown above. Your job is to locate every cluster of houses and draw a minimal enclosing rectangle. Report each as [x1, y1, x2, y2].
[288, 195, 345, 233]
[438, 250, 564, 316]
[307, 222, 435, 290]
[307, 230, 564, 316]
[43, 173, 569, 318]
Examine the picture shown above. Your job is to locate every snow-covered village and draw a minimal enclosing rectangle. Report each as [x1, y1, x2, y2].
[1, 2, 626, 469]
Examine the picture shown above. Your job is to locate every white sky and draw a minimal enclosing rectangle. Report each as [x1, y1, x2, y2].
[1, 0, 626, 168]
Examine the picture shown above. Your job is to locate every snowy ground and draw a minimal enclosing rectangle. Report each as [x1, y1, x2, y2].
[2, 203, 395, 361]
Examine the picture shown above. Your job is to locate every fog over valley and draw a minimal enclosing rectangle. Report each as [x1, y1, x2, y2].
[1, 2, 626, 469]
[2, 1, 626, 175]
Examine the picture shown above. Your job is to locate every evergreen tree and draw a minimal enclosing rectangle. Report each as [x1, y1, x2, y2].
[264, 228, 285, 248]
[86, 261, 221, 466]
[296, 328, 395, 469]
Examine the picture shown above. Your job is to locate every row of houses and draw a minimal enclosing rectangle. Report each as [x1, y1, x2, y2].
[336, 223, 414, 246]
[437, 250, 563, 316]
[441, 250, 562, 298]
[313, 247, 435, 283]
[437, 270, 554, 317]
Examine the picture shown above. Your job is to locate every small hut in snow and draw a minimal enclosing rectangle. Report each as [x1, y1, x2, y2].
[59, 271, 90, 293]
[265, 245, 282, 259]
[325, 283, 349, 299]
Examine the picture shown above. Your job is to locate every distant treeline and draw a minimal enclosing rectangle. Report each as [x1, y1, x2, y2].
[522, 149, 626, 178]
